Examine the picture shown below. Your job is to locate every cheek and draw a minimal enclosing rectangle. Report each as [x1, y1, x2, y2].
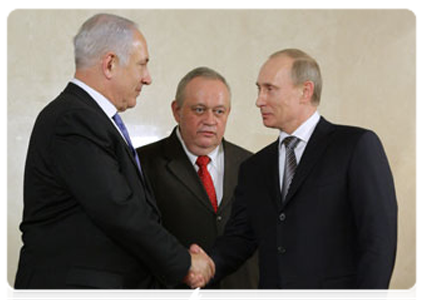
[181, 115, 201, 133]
[216, 118, 228, 135]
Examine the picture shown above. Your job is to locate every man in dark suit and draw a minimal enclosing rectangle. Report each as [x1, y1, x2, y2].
[14, 13, 214, 289]
[192, 48, 398, 289]
[137, 67, 259, 288]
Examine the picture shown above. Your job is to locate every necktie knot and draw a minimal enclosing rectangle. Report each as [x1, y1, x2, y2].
[112, 113, 123, 127]
[196, 155, 211, 168]
[283, 136, 300, 150]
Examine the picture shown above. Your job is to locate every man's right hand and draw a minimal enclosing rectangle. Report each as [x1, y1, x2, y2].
[183, 244, 215, 288]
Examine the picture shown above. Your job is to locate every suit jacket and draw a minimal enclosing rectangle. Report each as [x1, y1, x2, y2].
[137, 128, 259, 289]
[211, 117, 398, 289]
[15, 83, 190, 289]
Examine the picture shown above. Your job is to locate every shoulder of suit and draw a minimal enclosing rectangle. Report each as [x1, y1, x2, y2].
[237, 139, 278, 169]
[330, 122, 378, 143]
[317, 119, 385, 155]
[36, 85, 109, 133]
[223, 140, 253, 157]
[137, 136, 166, 152]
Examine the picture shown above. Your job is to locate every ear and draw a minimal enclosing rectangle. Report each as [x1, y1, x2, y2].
[300, 81, 314, 103]
[171, 100, 181, 124]
[102, 52, 118, 80]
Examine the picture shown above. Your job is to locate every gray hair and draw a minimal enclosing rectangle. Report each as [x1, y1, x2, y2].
[270, 49, 322, 105]
[73, 14, 138, 69]
[175, 67, 231, 106]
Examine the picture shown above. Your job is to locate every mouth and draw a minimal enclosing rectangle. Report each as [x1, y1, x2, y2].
[198, 130, 216, 137]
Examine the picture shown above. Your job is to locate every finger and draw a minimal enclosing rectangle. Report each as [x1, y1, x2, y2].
[209, 258, 216, 277]
[190, 244, 202, 254]
[190, 274, 205, 288]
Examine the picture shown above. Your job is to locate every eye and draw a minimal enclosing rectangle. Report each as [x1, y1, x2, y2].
[214, 108, 225, 115]
[194, 107, 205, 114]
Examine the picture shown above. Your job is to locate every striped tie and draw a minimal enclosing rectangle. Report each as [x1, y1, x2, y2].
[281, 136, 300, 202]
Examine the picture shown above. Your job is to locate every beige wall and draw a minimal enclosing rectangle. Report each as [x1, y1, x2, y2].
[7, 9, 415, 288]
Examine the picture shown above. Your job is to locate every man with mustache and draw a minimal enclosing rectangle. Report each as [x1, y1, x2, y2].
[137, 67, 259, 289]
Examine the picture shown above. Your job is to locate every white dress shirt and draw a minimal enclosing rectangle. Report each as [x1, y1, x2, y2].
[279, 111, 321, 190]
[70, 78, 128, 144]
[176, 127, 225, 205]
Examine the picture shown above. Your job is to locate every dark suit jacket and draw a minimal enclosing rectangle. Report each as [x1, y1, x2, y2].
[137, 129, 259, 289]
[15, 83, 190, 289]
[211, 117, 398, 289]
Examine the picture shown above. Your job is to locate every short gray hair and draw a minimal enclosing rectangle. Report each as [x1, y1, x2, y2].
[270, 49, 322, 105]
[175, 67, 231, 106]
[73, 14, 138, 69]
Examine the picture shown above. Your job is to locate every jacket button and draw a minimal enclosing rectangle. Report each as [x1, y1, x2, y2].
[279, 213, 286, 222]
[216, 215, 222, 222]
[277, 246, 286, 254]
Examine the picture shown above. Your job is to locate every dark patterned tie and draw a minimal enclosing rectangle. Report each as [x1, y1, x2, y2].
[281, 136, 300, 202]
[112, 113, 143, 175]
[196, 156, 218, 213]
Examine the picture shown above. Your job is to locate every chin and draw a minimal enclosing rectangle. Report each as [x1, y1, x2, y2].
[263, 121, 277, 129]
[127, 101, 137, 109]
[197, 140, 217, 150]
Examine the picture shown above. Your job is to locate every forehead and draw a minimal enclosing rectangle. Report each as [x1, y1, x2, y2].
[131, 30, 149, 59]
[184, 77, 229, 99]
[257, 56, 293, 84]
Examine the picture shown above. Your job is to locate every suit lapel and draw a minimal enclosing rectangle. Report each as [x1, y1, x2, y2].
[282, 117, 335, 207]
[219, 140, 237, 212]
[65, 83, 152, 204]
[266, 140, 284, 211]
[164, 129, 216, 213]
[66, 83, 143, 179]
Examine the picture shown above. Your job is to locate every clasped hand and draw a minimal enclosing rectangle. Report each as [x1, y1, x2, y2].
[183, 244, 215, 288]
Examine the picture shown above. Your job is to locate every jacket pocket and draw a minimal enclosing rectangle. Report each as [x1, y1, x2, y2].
[322, 275, 356, 298]
[65, 267, 124, 289]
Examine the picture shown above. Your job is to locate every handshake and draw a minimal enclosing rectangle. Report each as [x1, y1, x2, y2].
[183, 244, 216, 288]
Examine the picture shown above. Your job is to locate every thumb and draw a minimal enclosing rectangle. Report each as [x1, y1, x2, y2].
[189, 243, 203, 254]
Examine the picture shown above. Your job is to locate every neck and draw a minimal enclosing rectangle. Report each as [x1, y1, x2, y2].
[187, 144, 218, 157]
[74, 70, 117, 110]
[283, 107, 317, 134]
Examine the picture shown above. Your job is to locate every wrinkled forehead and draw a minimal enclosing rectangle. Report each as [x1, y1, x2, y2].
[184, 78, 231, 106]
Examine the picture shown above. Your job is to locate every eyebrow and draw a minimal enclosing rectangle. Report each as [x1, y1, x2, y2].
[256, 82, 277, 88]
[191, 104, 228, 109]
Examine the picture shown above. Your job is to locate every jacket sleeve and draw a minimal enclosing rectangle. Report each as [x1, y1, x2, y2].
[211, 162, 258, 283]
[50, 109, 190, 286]
[348, 131, 398, 288]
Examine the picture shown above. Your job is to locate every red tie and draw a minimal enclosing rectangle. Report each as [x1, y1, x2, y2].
[196, 156, 218, 213]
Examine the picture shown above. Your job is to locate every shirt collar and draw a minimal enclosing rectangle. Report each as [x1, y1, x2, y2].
[279, 111, 321, 148]
[176, 127, 221, 167]
[71, 78, 117, 118]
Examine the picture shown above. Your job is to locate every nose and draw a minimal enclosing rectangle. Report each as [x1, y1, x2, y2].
[203, 109, 217, 125]
[256, 89, 266, 108]
[142, 68, 152, 85]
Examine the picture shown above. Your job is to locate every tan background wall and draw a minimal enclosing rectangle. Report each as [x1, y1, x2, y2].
[7, 9, 415, 288]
